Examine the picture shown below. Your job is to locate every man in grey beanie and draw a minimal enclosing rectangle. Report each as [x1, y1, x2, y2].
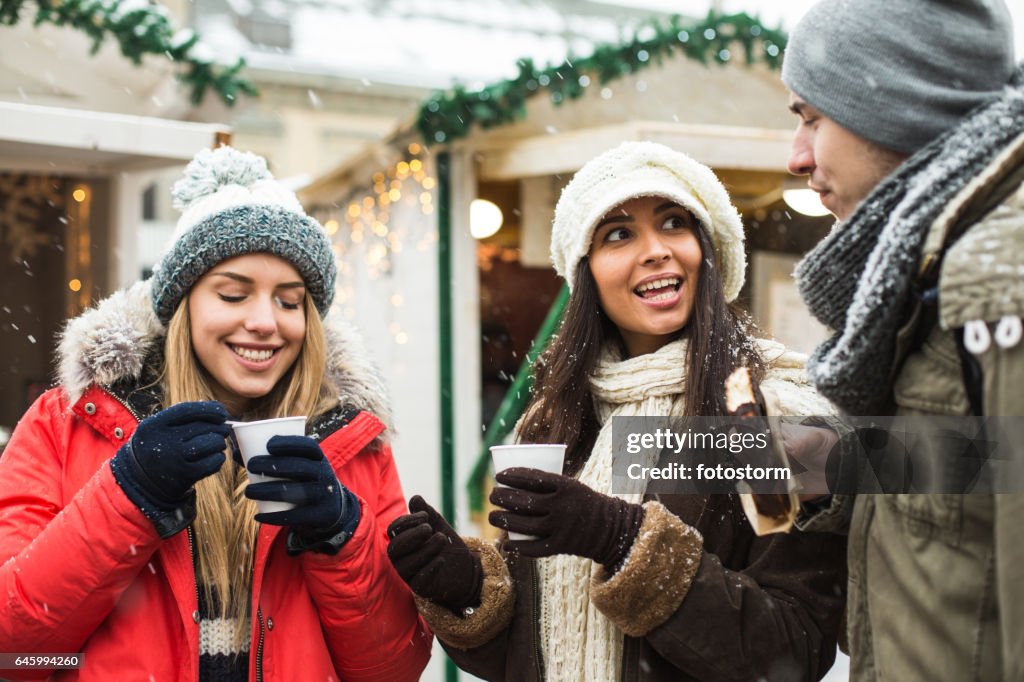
[779, 0, 1024, 679]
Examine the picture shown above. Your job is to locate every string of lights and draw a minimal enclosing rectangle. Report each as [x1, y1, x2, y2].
[313, 142, 438, 344]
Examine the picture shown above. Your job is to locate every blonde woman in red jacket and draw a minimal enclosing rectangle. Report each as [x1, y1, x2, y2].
[0, 147, 431, 681]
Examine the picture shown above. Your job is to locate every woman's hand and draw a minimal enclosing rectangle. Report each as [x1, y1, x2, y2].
[387, 496, 482, 611]
[489, 468, 644, 570]
[244, 435, 360, 554]
[112, 401, 230, 508]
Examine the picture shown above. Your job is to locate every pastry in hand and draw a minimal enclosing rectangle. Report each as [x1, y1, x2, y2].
[724, 367, 796, 534]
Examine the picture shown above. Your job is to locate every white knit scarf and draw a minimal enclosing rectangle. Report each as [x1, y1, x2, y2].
[538, 339, 688, 682]
[536, 337, 824, 681]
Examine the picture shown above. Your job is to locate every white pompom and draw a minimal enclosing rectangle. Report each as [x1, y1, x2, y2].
[171, 146, 272, 211]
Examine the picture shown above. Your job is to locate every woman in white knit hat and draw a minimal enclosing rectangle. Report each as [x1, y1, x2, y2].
[388, 141, 847, 681]
[0, 146, 430, 680]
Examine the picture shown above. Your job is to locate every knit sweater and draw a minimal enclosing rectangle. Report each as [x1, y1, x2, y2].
[198, 586, 249, 682]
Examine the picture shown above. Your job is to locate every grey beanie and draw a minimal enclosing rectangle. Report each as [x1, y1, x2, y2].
[781, 0, 1016, 155]
[150, 146, 336, 325]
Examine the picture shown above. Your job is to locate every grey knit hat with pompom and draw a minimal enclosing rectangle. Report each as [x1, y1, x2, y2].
[150, 146, 336, 324]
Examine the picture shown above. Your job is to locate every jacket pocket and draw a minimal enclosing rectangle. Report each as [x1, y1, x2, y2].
[893, 327, 970, 416]
[891, 325, 971, 543]
[887, 494, 963, 545]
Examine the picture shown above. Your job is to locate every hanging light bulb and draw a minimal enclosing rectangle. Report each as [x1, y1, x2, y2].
[782, 189, 831, 217]
[470, 199, 504, 239]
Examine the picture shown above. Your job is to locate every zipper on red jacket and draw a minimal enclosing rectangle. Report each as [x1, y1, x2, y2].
[105, 388, 144, 424]
[187, 526, 200, 601]
[256, 606, 266, 682]
[187, 526, 202, 678]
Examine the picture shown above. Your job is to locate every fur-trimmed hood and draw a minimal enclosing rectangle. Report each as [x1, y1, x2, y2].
[57, 280, 393, 433]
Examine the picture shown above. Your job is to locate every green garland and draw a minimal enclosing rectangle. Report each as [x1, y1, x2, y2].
[417, 10, 787, 145]
[0, 0, 257, 106]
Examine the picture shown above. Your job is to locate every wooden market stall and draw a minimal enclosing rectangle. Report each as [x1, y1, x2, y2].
[0, 101, 227, 437]
[298, 13, 834, 536]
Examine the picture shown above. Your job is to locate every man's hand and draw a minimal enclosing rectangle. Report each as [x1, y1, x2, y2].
[780, 422, 839, 502]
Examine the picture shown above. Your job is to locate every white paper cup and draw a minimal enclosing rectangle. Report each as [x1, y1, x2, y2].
[489, 443, 566, 541]
[230, 416, 307, 516]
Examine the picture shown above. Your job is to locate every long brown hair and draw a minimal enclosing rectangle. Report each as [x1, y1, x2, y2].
[162, 294, 337, 643]
[518, 225, 764, 475]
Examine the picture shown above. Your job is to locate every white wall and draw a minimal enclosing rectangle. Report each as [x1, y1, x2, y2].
[334, 178, 442, 506]
[330, 151, 484, 681]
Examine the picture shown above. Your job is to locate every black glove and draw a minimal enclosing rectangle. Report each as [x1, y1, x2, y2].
[112, 401, 230, 509]
[387, 496, 482, 611]
[244, 435, 360, 554]
[489, 468, 645, 570]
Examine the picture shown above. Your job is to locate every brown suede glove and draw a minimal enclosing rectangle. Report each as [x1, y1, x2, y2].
[387, 495, 482, 611]
[489, 467, 645, 571]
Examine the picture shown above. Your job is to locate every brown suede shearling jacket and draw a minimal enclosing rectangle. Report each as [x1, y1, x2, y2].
[418, 491, 846, 682]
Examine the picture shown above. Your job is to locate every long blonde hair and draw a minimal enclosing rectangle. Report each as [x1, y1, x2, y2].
[162, 294, 337, 638]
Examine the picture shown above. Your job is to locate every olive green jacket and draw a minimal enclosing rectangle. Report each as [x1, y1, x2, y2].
[800, 134, 1024, 681]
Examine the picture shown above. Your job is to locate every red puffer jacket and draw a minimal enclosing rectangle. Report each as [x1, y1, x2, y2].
[0, 386, 431, 681]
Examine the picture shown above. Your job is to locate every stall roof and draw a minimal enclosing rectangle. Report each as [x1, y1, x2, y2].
[474, 120, 795, 180]
[300, 118, 794, 208]
[0, 101, 229, 175]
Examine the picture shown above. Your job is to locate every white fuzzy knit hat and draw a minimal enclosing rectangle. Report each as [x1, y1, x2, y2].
[550, 141, 746, 301]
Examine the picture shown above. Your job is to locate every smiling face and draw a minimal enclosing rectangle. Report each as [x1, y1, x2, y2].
[588, 195, 703, 357]
[786, 93, 908, 222]
[187, 253, 307, 415]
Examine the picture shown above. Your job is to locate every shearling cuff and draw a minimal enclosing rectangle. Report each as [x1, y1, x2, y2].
[414, 537, 515, 650]
[590, 501, 703, 637]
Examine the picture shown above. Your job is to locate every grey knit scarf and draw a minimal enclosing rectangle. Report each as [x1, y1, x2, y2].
[795, 63, 1024, 416]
